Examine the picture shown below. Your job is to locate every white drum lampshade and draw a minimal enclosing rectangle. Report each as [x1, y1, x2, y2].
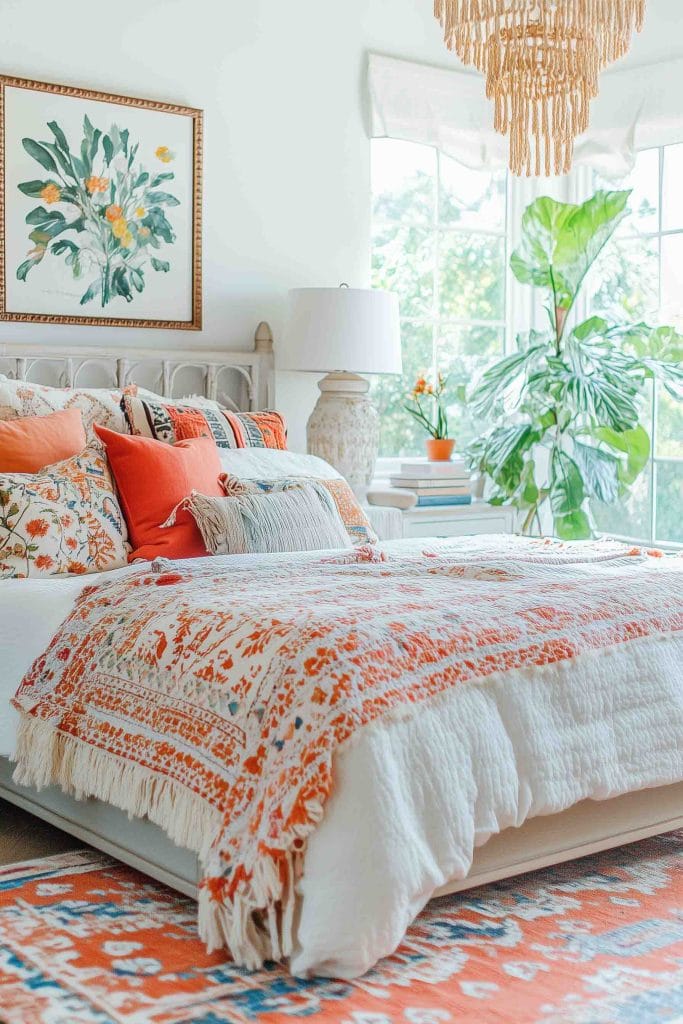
[281, 287, 402, 490]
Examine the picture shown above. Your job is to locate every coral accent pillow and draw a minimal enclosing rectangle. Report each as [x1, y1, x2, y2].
[0, 409, 86, 472]
[95, 426, 223, 562]
[0, 444, 129, 579]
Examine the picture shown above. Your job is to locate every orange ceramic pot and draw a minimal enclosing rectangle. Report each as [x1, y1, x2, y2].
[426, 438, 455, 461]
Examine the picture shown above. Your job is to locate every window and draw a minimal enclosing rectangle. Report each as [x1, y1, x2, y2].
[371, 139, 682, 546]
[371, 140, 508, 457]
[589, 147, 683, 546]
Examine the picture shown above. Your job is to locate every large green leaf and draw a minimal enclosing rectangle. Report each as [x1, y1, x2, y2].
[572, 440, 619, 504]
[550, 449, 585, 517]
[510, 190, 631, 313]
[22, 138, 58, 174]
[554, 508, 592, 540]
[145, 190, 180, 207]
[47, 121, 70, 155]
[550, 448, 591, 539]
[469, 345, 546, 418]
[593, 424, 650, 485]
[26, 206, 64, 226]
[18, 179, 55, 198]
[555, 333, 642, 432]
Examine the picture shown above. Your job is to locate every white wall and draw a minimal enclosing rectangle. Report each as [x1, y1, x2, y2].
[1, 0, 681, 450]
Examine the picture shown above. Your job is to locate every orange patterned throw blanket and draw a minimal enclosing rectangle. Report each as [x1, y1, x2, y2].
[11, 537, 683, 968]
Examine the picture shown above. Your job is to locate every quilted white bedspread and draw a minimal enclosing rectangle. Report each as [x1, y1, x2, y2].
[2, 537, 682, 978]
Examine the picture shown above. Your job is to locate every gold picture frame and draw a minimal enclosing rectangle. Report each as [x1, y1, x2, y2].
[0, 76, 202, 330]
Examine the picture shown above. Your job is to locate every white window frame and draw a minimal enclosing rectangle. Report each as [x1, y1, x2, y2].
[372, 144, 681, 549]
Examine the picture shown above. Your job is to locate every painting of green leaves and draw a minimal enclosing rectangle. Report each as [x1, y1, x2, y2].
[1, 77, 202, 329]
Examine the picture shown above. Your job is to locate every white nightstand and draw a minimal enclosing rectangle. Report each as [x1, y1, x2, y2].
[365, 501, 516, 542]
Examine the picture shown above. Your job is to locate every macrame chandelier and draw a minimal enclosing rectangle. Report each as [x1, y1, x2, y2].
[434, 1, 646, 176]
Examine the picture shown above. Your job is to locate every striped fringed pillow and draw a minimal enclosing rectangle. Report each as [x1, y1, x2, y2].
[166, 483, 350, 556]
[219, 473, 378, 546]
[121, 392, 287, 450]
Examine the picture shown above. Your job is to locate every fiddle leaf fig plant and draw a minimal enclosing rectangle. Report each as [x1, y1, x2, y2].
[467, 189, 683, 539]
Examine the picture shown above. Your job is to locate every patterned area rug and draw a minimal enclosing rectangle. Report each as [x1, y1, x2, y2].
[0, 833, 681, 1024]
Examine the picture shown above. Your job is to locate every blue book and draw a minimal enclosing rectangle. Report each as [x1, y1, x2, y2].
[416, 494, 472, 507]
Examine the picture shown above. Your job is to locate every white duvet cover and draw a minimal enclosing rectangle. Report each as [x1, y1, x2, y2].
[2, 540, 682, 978]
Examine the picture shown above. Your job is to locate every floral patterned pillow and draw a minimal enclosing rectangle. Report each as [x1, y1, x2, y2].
[0, 375, 130, 442]
[0, 444, 130, 579]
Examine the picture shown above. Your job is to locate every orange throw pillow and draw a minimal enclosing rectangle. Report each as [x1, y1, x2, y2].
[94, 425, 223, 562]
[0, 408, 86, 472]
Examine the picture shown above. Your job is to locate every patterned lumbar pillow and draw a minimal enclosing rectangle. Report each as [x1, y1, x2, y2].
[219, 473, 378, 546]
[0, 375, 130, 441]
[121, 391, 287, 450]
[0, 444, 130, 578]
[169, 482, 350, 556]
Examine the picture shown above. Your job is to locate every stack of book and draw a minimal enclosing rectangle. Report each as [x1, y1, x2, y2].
[389, 457, 472, 508]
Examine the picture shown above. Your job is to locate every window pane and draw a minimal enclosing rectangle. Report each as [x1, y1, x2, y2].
[439, 231, 506, 321]
[656, 388, 683, 457]
[661, 233, 683, 321]
[654, 460, 683, 543]
[592, 468, 652, 542]
[372, 321, 433, 458]
[439, 157, 506, 232]
[372, 224, 434, 318]
[372, 140, 436, 226]
[590, 235, 659, 322]
[438, 329, 504, 451]
[662, 144, 683, 231]
[620, 148, 659, 236]
[439, 324, 504, 360]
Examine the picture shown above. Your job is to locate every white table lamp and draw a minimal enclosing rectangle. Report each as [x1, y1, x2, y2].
[281, 286, 401, 490]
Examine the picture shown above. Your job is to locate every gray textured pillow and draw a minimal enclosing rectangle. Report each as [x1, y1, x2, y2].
[175, 482, 351, 555]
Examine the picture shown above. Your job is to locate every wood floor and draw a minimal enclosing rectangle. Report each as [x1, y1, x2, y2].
[0, 797, 81, 866]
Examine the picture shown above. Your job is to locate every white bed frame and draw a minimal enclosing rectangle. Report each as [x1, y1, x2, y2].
[1, 329, 681, 910]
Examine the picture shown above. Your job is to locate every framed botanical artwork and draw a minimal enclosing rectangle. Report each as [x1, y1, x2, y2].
[0, 76, 202, 330]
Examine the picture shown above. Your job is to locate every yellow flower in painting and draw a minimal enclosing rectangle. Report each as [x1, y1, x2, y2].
[40, 183, 61, 205]
[105, 204, 123, 222]
[135, 206, 146, 218]
[138, 226, 150, 237]
[155, 146, 174, 163]
[121, 231, 134, 249]
[111, 217, 128, 239]
[85, 176, 110, 194]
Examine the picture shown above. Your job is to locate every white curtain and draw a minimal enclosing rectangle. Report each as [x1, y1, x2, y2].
[369, 53, 683, 179]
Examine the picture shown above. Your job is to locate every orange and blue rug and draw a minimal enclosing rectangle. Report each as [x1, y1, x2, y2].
[0, 831, 681, 1024]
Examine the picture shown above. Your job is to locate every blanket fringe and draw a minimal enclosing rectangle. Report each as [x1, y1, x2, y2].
[12, 714, 222, 866]
[12, 712, 301, 968]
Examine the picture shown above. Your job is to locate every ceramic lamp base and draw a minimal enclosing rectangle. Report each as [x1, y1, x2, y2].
[306, 372, 379, 491]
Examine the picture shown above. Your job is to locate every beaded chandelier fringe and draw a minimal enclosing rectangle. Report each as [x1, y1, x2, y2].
[434, 0, 646, 176]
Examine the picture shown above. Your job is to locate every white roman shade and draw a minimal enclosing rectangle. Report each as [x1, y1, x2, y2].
[369, 52, 683, 179]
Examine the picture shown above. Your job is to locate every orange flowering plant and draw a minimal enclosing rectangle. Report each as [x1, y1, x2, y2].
[17, 117, 179, 308]
[405, 373, 450, 439]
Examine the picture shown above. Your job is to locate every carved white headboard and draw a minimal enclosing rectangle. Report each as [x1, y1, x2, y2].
[0, 322, 275, 413]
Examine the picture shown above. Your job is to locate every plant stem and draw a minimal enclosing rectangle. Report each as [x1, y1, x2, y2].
[102, 259, 111, 307]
